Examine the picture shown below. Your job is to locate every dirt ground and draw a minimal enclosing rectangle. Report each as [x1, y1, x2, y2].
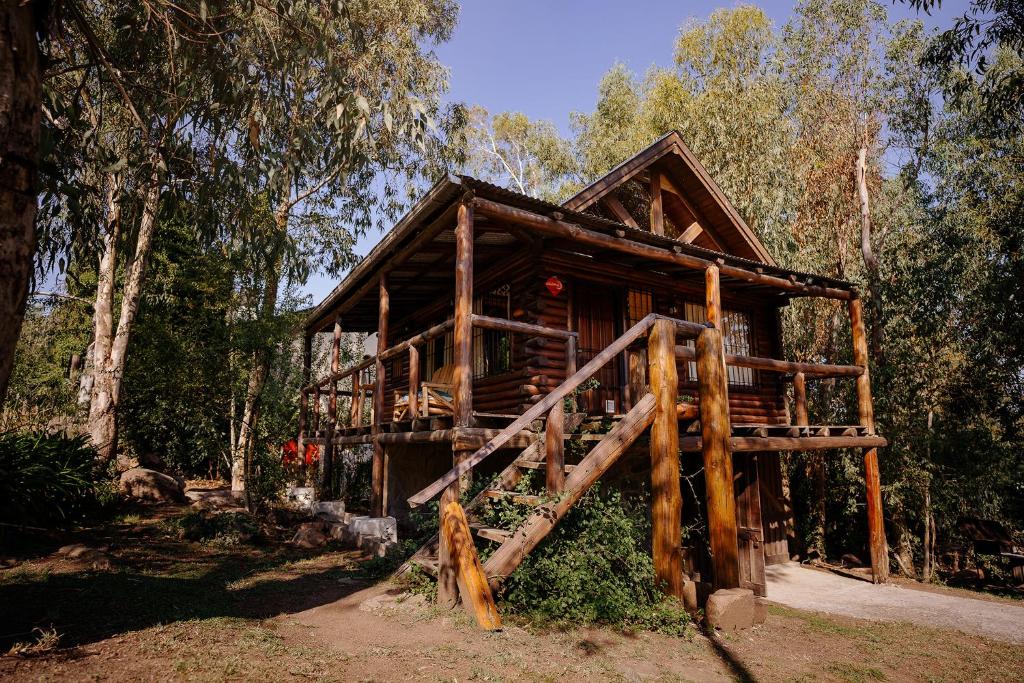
[2, 505, 1023, 682]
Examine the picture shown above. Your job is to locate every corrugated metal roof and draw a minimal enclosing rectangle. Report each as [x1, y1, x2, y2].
[305, 172, 857, 332]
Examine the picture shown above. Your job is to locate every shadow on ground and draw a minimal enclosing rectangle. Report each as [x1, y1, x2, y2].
[0, 506, 373, 650]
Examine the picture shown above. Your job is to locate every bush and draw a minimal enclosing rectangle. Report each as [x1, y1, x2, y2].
[486, 482, 691, 635]
[0, 430, 108, 526]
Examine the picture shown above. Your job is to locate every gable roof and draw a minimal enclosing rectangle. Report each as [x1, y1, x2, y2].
[562, 131, 776, 266]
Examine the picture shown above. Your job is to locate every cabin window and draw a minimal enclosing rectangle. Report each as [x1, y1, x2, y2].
[626, 288, 653, 327]
[473, 284, 513, 379]
[682, 302, 755, 387]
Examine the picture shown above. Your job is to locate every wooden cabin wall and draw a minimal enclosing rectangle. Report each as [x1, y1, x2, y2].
[379, 248, 540, 419]
[536, 251, 789, 424]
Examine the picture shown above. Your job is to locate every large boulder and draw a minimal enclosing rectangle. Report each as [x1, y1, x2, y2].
[119, 467, 186, 504]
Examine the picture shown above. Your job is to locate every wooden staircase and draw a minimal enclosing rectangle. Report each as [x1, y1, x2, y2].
[405, 394, 657, 584]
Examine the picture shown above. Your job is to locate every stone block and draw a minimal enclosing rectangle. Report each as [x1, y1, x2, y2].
[705, 587, 756, 631]
[754, 597, 768, 625]
[312, 500, 346, 521]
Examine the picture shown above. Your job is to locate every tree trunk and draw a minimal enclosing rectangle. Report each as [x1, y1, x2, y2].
[89, 158, 162, 465]
[232, 207, 287, 491]
[856, 146, 884, 359]
[0, 3, 42, 403]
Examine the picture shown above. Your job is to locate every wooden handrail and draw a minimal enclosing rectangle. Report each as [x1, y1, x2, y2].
[674, 345, 863, 379]
[471, 314, 577, 340]
[408, 313, 703, 507]
[378, 319, 455, 362]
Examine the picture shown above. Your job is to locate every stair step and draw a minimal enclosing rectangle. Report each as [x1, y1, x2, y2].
[469, 523, 511, 543]
[514, 460, 577, 474]
[412, 556, 439, 577]
[483, 489, 543, 506]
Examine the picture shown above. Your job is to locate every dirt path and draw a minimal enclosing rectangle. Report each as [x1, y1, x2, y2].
[766, 563, 1024, 644]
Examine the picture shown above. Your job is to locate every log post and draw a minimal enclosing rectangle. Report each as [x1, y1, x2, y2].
[849, 297, 888, 583]
[697, 325, 740, 591]
[649, 170, 664, 236]
[408, 344, 420, 419]
[323, 317, 342, 498]
[371, 275, 389, 517]
[298, 333, 312, 466]
[648, 318, 684, 598]
[793, 371, 809, 427]
[545, 399, 565, 494]
[705, 264, 721, 329]
[440, 199, 474, 607]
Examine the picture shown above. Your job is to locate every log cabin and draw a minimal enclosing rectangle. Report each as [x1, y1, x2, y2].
[299, 131, 888, 619]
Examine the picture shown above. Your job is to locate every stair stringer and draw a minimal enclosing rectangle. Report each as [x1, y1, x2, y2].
[482, 392, 657, 585]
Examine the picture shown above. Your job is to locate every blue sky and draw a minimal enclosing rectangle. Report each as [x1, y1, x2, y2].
[301, 0, 968, 302]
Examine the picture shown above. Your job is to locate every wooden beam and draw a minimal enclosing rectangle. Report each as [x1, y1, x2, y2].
[472, 197, 854, 300]
[371, 275, 389, 518]
[441, 199, 475, 608]
[408, 344, 420, 419]
[705, 264, 721, 329]
[793, 371, 809, 427]
[603, 194, 640, 229]
[471, 314, 577, 341]
[679, 435, 889, 452]
[674, 345, 863, 379]
[408, 314, 702, 507]
[483, 393, 657, 585]
[545, 400, 565, 494]
[298, 333, 312, 463]
[850, 297, 888, 584]
[649, 170, 664, 236]
[648, 319, 683, 598]
[679, 222, 703, 243]
[697, 326, 740, 591]
[324, 317, 342, 497]
[441, 501, 502, 631]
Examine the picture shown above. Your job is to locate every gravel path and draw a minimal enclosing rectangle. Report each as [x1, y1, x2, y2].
[766, 563, 1024, 644]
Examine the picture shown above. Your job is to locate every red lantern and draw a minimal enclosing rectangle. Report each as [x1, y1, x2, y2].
[545, 276, 564, 297]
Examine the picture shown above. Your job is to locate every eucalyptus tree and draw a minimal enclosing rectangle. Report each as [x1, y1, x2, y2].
[227, 0, 458, 490]
[460, 106, 578, 201]
[38, 1, 255, 465]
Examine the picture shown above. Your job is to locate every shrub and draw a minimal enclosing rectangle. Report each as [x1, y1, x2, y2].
[489, 483, 691, 635]
[0, 430, 107, 526]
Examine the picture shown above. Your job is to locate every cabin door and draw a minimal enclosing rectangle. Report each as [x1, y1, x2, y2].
[734, 452, 767, 596]
[573, 283, 624, 414]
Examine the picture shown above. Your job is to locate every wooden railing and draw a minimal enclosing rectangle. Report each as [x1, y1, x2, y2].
[407, 313, 706, 507]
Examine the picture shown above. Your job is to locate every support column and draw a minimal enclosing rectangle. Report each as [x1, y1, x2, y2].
[371, 275, 389, 517]
[297, 333, 312, 470]
[648, 318, 683, 598]
[323, 316, 342, 498]
[705, 264, 721, 328]
[649, 170, 664, 236]
[849, 297, 888, 583]
[697, 325, 740, 591]
[408, 344, 420, 419]
[440, 199, 474, 607]
[545, 400, 565, 494]
[793, 371, 809, 427]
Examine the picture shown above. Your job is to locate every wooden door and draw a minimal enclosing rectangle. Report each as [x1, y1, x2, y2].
[574, 284, 623, 414]
[734, 452, 767, 596]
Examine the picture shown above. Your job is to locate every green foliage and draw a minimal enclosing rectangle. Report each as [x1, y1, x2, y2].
[0, 431, 109, 526]
[491, 486, 691, 635]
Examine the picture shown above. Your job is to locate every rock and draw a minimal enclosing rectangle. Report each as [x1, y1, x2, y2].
[58, 543, 109, 559]
[119, 467, 186, 504]
[291, 525, 327, 549]
[57, 544, 113, 570]
[681, 578, 700, 612]
[705, 588, 756, 631]
[840, 552, 864, 567]
[115, 454, 139, 473]
[754, 597, 769, 625]
[137, 452, 167, 472]
[312, 501, 346, 522]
